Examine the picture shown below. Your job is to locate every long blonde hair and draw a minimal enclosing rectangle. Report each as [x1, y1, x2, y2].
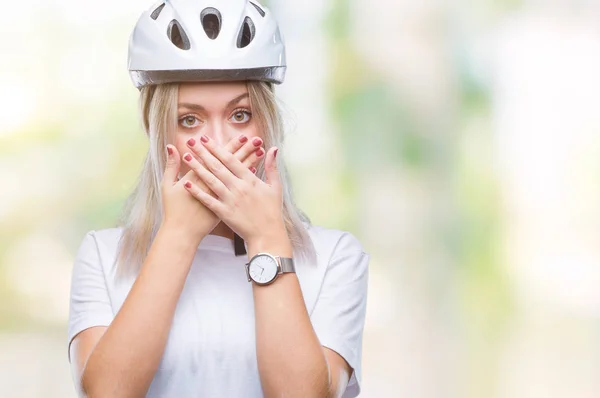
[115, 81, 315, 278]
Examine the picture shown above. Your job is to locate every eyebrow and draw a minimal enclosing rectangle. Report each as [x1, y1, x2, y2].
[178, 92, 250, 112]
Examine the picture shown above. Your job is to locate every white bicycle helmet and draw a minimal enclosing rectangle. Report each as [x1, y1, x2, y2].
[128, 0, 286, 89]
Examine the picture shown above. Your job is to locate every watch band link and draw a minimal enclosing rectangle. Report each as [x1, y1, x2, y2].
[278, 257, 295, 273]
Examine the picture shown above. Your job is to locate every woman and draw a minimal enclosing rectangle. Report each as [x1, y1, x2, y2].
[67, 1, 369, 397]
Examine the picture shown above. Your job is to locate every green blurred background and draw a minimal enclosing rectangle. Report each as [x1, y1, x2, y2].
[2, 0, 600, 397]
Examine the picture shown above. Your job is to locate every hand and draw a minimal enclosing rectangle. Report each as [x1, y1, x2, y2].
[181, 135, 286, 245]
[160, 135, 265, 243]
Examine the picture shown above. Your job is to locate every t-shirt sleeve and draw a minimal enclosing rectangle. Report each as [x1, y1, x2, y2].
[67, 231, 114, 358]
[310, 233, 370, 398]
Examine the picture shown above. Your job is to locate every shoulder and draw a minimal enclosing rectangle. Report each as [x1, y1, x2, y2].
[82, 227, 124, 251]
[75, 227, 124, 271]
[304, 223, 368, 261]
[89, 227, 125, 247]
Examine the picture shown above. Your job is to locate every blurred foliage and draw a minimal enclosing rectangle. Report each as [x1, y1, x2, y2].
[4, 1, 600, 396]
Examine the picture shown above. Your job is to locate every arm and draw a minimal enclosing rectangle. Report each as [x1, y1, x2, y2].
[247, 229, 352, 398]
[180, 138, 360, 397]
[70, 225, 200, 398]
[70, 139, 265, 397]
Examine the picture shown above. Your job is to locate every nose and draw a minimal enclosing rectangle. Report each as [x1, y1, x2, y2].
[199, 120, 229, 147]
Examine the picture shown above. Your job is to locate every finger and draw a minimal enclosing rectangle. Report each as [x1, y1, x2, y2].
[240, 145, 265, 169]
[164, 145, 181, 184]
[233, 136, 264, 162]
[187, 137, 238, 187]
[198, 135, 253, 181]
[265, 147, 281, 189]
[185, 137, 261, 184]
[182, 152, 232, 201]
[225, 134, 250, 156]
[183, 180, 226, 216]
[179, 169, 217, 197]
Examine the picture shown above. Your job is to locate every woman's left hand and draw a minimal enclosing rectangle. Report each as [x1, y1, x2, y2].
[181, 135, 286, 245]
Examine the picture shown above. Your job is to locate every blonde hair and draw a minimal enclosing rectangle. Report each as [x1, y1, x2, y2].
[115, 81, 315, 277]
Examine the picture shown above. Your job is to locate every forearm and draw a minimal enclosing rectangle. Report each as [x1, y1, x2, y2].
[248, 233, 331, 398]
[82, 225, 200, 398]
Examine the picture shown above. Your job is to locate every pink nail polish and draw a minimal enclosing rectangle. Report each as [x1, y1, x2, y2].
[252, 138, 262, 147]
[187, 138, 196, 147]
[184, 153, 192, 162]
[255, 148, 264, 157]
[167, 146, 173, 156]
[250, 167, 257, 174]
[239, 135, 248, 143]
[184, 181, 192, 189]
[201, 135, 209, 143]
[274, 148, 278, 158]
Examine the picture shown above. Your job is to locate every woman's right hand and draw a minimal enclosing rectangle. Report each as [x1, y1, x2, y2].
[161, 135, 264, 243]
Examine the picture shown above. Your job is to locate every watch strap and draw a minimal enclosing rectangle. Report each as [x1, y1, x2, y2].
[278, 257, 295, 273]
[233, 233, 247, 256]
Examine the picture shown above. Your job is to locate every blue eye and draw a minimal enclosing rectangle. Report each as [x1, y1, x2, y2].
[180, 115, 200, 128]
[230, 110, 251, 124]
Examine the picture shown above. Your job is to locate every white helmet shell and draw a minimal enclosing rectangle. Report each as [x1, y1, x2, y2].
[128, 0, 286, 89]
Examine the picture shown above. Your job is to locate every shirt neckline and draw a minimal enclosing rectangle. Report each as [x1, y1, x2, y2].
[198, 234, 247, 254]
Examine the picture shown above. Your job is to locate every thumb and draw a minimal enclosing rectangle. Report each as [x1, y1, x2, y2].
[265, 147, 281, 189]
[164, 145, 181, 184]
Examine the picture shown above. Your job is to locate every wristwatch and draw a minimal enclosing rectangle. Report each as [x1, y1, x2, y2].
[245, 253, 295, 286]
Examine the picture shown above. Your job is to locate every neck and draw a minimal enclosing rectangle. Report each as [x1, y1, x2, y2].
[210, 221, 235, 240]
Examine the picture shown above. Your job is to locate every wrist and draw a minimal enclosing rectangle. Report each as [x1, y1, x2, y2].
[159, 221, 206, 248]
[246, 225, 292, 259]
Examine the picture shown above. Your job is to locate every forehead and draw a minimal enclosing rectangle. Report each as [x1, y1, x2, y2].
[178, 81, 249, 105]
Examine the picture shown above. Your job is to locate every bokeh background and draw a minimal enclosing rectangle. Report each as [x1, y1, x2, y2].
[2, 0, 600, 396]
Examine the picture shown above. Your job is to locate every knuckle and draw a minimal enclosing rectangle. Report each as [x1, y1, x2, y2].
[213, 164, 225, 175]
[189, 145, 201, 156]
[206, 175, 219, 188]
[242, 153, 255, 165]
[206, 160, 220, 172]
[192, 164, 203, 176]
[222, 152, 235, 164]
[192, 174, 204, 187]
[235, 182, 249, 196]
[223, 207, 234, 219]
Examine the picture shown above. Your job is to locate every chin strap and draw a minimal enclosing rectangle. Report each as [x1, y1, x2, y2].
[234, 233, 247, 256]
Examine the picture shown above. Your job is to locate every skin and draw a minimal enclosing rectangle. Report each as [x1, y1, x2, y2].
[69, 82, 351, 397]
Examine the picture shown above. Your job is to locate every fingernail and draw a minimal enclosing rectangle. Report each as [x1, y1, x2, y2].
[250, 167, 257, 174]
[255, 148, 264, 157]
[274, 148, 279, 158]
[187, 138, 196, 147]
[201, 135, 209, 143]
[239, 135, 248, 143]
[252, 138, 262, 147]
[167, 146, 173, 156]
[184, 181, 192, 189]
[183, 153, 193, 162]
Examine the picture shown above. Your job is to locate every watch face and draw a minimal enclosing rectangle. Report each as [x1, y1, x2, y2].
[249, 254, 278, 285]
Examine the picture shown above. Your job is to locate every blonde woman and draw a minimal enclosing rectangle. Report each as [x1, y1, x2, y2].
[67, 1, 369, 397]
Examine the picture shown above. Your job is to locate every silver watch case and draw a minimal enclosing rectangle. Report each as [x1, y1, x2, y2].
[245, 253, 295, 286]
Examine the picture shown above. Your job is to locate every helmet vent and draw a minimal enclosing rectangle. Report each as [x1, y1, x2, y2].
[150, 3, 165, 20]
[200, 8, 222, 40]
[236, 17, 255, 48]
[167, 20, 191, 50]
[249, 2, 266, 17]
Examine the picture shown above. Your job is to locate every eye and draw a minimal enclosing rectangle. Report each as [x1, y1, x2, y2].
[230, 109, 251, 124]
[179, 115, 201, 128]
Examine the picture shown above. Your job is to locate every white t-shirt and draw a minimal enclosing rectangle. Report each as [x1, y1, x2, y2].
[68, 224, 369, 397]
